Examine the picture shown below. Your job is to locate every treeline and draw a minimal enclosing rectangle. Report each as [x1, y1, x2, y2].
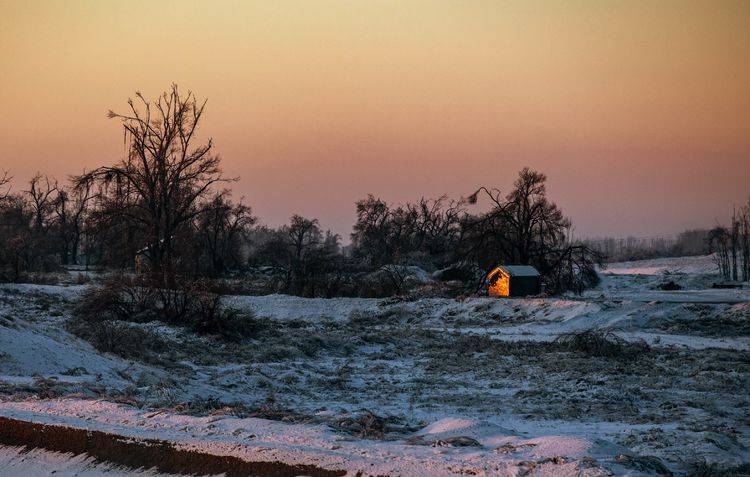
[584, 229, 711, 263]
[0, 169, 253, 282]
[1, 85, 603, 295]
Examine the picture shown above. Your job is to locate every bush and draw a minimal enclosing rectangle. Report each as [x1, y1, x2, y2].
[73, 275, 261, 342]
[333, 411, 389, 439]
[74, 274, 154, 323]
[189, 292, 261, 342]
[657, 280, 682, 291]
[454, 333, 493, 355]
[554, 330, 650, 359]
[66, 318, 167, 360]
[689, 460, 750, 477]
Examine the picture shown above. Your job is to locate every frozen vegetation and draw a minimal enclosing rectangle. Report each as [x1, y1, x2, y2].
[0, 255, 748, 476]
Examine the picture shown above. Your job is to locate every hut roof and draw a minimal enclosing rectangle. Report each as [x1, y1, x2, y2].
[496, 265, 540, 277]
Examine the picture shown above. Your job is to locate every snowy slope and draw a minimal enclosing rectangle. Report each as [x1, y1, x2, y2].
[0, 399, 619, 477]
[0, 255, 747, 475]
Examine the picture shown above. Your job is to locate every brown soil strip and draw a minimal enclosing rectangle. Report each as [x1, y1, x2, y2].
[0, 415, 347, 477]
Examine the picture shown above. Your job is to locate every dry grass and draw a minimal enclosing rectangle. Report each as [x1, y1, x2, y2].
[333, 411, 389, 439]
[65, 318, 168, 362]
[554, 330, 650, 359]
[73, 274, 263, 342]
[689, 460, 750, 477]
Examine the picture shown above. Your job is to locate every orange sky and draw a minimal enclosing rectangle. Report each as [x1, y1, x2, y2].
[1, 0, 749, 238]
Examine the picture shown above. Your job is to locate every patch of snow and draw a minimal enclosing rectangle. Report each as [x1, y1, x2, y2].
[0, 445, 185, 476]
[603, 254, 720, 276]
[0, 399, 617, 477]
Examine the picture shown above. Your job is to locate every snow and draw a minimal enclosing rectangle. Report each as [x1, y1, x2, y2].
[0, 254, 747, 475]
[603, 254, 719, 276]
[0, 399, 616, 477]
[225, 293, 381, 323]
[0, 285, 163, 391]
[0, 445, 184, 477]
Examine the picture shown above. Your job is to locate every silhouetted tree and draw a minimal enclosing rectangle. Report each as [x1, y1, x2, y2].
[75, 85, 232, 282]
[461, 168, 601, 293]
[0, 194, 32, 281]
[710, 199, 750, 282]
[351, 195, 463, 269]
[53, 181, 94, 265]
[25, 174, 57, 234]
[708, 226, 731, 279]
[740, 198, 750, 281]
[195, 194, 255, 277]
[0, 171, 10, 200]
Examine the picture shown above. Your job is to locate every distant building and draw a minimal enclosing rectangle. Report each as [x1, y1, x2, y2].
[134, 246, 151, 274]
[487, 265, 541, 297]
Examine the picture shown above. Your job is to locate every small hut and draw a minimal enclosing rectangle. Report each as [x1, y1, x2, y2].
[487, 265, 541, 297]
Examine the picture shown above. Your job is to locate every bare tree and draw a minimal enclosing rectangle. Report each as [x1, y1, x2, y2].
[82, 178, 145, 269]
[378, 264, 410, 296]
[731, 208, 739, 281]
[196, 194, 255, 277]
[0, 170, 11, 200]
[0, 173, 63, 279]
[741, 198, 750, 281]
[246, 215, 349, 296]
[351, 195, 464, 269]
[351, 195, 395, 266]
[75, 85, 233, 282]
[462, 168, 601, 294]
[284, 215, 322, 293]
[54, 180, 94, 265]
[25, 173, 58, 233]
[0, 194, 32, 281]
[18, 174, 60, 270]
[708, 226, 731, 279]
[465, 168, 569, 266]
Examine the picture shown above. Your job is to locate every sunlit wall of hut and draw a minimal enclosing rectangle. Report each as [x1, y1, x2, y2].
[487, 265, 541, 297]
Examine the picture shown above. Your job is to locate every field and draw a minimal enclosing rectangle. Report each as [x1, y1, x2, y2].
[1, 255, 748, 476]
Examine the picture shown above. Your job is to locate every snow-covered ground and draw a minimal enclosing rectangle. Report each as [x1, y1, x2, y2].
[0, 445, 182, 477]
[0, 255, 748, 476]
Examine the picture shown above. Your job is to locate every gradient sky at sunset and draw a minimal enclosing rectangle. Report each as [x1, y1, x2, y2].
[2, 0, 749, 238]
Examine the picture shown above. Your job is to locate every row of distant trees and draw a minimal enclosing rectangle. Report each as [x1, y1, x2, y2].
[0, 85, 621, 295]
[584, 229, 711, 263]
[0, 168, 254, 281]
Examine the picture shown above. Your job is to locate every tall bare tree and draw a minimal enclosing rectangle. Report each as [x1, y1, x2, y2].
[462, 168, 601, 293]
[75, 85, 233, 281]
[464, 168, 569, 266]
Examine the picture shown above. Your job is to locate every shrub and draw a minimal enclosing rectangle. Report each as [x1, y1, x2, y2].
[73, 275, 261, 342]
[554, 330, 650, 359]
[454, 333, 493, 355]
[689, 460, 750, 477]
[657, 280, 682, 291]
[66, 318, 167, 360]
[16, 272, 63, 285]
[74, 274, 155, 323]
[333, 411, 389, 439]
[189, 292, 261, 342]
